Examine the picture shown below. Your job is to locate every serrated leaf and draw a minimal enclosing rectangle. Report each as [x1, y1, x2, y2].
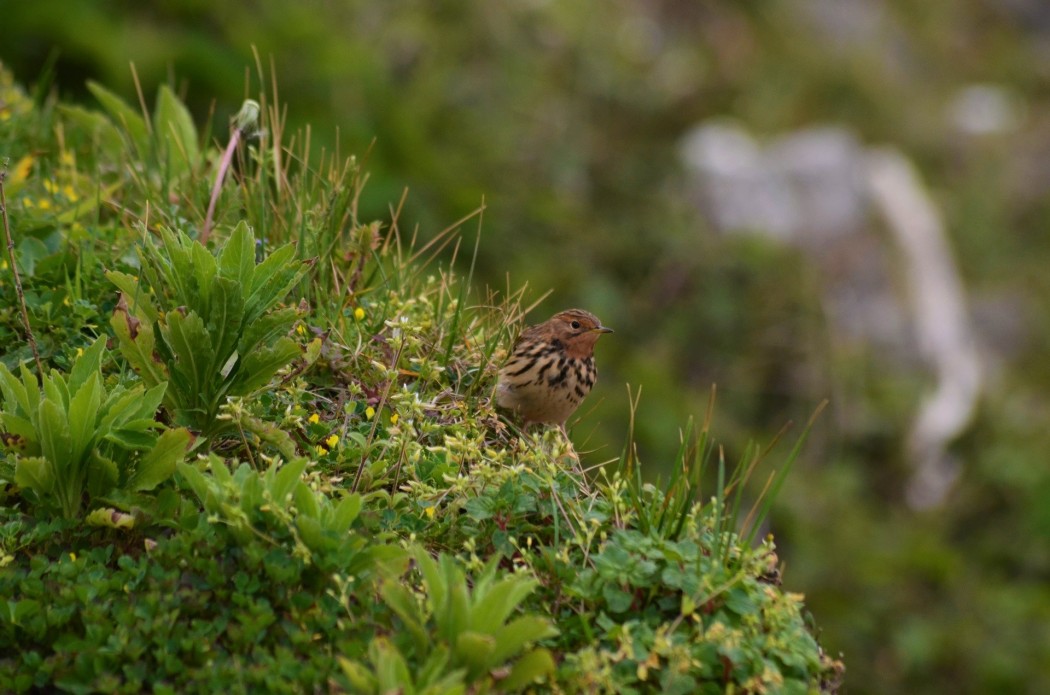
[14, 456, 54, 495]
[37, 399, 72, 476]
[292, 482, 320, 519]
[0, 362, 31, 416]
[370, 637, 413, 692]
[128, 427, 189, 491]
[67, 373, 102, 463]
[87, 453, 119, 497]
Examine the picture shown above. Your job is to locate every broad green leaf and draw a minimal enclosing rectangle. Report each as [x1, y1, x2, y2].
[233, 338, 300, 396]
[14, 237, 48, 277]
[412, 548, 445, 617]
[160, 310, 210, 410]
[14, 456, 54, 495]
[103, 428, 158, 450]
[292, 482, 320, 519]
[454, 631, 496, 673]
[68, 335, 107, 393]
[498, 648, 556, 691]
[0, 413, 38, 452]
[331, 493, 362, 533]
[245, 244, 304, 323]
[154, 84, 200, 178]
[272, 458, 307, 503]
[218, 222, 256, 290]
[237, 308, 297, 357]
[0, 363, 31, 415]
[87, 81, 149, 154]
[470, 576, 539, 636]
[380, 581, 428, 651]
[110, 306, 168, 390]
[86, 453, 119, 497]
[490, 616, 559, 664]
[128, 428, 190, 491]
[176, 461, 213, 505]
[106, 270, 160, 323]
[370, 638, 413, 693]
[67, 373, 103, 463]
[337, 657, 378, 692]
[208, 454, 233, 485]
[58, 104, 125, 160]
[205, 275, 245, 378]
[37, 399, 73, 475]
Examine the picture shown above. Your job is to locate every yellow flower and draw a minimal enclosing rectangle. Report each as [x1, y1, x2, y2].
[308, 413, 320, 424]
[424, 506, 436, 519]
[69, 552, 76, 562]
[43, 179, 57, 193]
[63, 185, 78, 202]
[296, 324, 306, 336]
[365, 406, 375, 419]
[316, 445, 327, 456]
[354, 307, 365, 321]
[11, 155, 33, 183]
[390, 413, 399, 425]
[75, 348, 84, 358]
[37, 199, 51, 211]
[21, 197, 34, 208]
[325, 434, 339, 449]
[60, 150, 75, 166]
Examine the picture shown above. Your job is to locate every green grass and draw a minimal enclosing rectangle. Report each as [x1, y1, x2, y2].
[0, 65, 842, 693]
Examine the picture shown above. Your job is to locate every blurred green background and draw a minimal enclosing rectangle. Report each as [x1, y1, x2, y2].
[3, 1, 1050, 691]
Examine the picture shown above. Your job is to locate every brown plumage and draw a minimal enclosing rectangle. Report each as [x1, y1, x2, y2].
[495, 309, 613, 428]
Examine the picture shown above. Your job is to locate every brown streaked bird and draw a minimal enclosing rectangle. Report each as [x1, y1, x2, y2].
[496, 309, 613, 429]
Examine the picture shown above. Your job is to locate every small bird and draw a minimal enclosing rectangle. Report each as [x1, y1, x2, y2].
[496, 308, 613, 430]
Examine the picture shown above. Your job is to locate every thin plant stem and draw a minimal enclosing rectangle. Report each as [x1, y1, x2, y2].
[0, 168, 45, 380]
[202, 100, 260, 244]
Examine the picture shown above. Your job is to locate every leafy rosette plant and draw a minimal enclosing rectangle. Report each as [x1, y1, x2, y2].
[107, 222, 307, 439]
[0, 336, 191, 519]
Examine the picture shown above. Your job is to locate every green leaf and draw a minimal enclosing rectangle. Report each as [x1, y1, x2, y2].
[37, 399, 73, 477]
[498, 649, 556, 691]
[455, 631, 496, 673]
[233, 337, 300, 396]
[471, 576, 539, 636]
[271, 458, 307, 504]
[380, 581, 428, 651]
[292, 482, 320, 520]
[337, 657, 378, 693]
[14, 456, 54, 495]
[128, 428, 190, 491]
[86, 453, 119, 497]
[218, 222, 256, 290]
[87, 81, 149, 154]
[110, 304, 168, 391]
[154, 84, 200, 178]
[58, 104, 125, 159]
[490, 616, 558, 664]
[0, 362, 32, 416]
[330, 493, 362, 533]
[370, 638, 413, 693]
[67, 373, 102, 463]
[68, 335, 107, 393]
[106, 270, 160, 323]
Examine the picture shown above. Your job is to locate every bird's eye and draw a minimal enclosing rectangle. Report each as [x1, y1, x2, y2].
[570, 320, 581, 329]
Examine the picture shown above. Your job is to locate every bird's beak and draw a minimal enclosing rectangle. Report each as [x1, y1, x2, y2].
[593, 326, 614, 334]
